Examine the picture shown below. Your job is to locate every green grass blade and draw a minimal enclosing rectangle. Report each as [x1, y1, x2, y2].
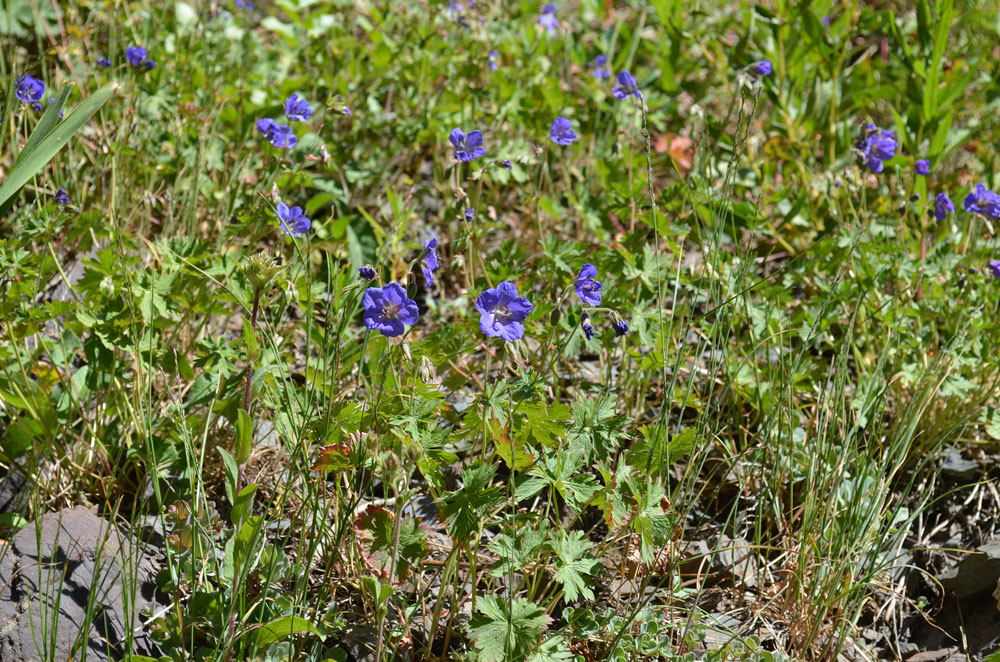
[15, 84, 71, 166]
[0, 81, 117, 210]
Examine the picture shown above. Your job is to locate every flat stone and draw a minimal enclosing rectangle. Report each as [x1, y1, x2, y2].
[938, 541, 1000, 599]
[0, 506, 161, 662]
[0, 458, 28, 513]
[906, 648, 958, 662]
[940, 448, 979, 482]
[713, 536, 758, 588]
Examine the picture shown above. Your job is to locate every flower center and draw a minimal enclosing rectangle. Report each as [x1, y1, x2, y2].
[493, 306, 511, 325]
[382, 303, 401, 320]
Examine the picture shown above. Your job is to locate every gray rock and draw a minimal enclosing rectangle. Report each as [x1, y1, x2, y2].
[0, 457, 29, 514]
[713, 536, 758, 588]
[940, 447, 979, 482]
[339, 625, 377, 662]
[938, 541, 1000, 599]
[0, 506, 161, 662]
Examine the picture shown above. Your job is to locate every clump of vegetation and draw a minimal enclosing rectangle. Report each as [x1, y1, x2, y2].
[2, 0, 1000, 660]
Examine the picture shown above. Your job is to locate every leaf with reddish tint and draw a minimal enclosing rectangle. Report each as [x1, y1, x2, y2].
[312, 443, 351, 472]
[352, 505, 429, 583]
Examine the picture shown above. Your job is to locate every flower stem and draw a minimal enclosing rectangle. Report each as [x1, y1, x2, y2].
[225, 287, 260, 662]
[238, 290, 261, 494]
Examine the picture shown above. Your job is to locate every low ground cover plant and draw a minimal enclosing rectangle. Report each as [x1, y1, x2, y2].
[2, 0, 1000, 660]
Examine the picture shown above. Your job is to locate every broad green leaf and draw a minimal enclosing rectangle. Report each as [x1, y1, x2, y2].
[236, 409, 253, 465]
[17, 85, 70, 162]
[0, 81, 116, 209]
[217, 447, 238, 505]
[231, 483, 258, 526]
[254, 616, 322, 648]
[242, 317, 259, 363]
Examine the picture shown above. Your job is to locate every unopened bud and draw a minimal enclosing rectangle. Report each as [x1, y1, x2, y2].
[242, 250, 284, 294]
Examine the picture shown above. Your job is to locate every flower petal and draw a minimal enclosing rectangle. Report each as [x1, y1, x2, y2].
[399, 300, 420, 325]
[465, 130, 483, 150]
[476, 289, 499, 315]
[497, 321, 524, 342]
[479, 313, 500, 337]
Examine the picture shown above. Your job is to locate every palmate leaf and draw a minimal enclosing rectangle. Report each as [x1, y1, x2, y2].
[437, 461, 503, 541]
[567, 396, 627, 463]
[486, 524, 548, 578]
[528, 635, 575, 662]
[527, 448, 601, 514]
[631, 477, 680, 564]
[550, 530, 602, 602]
[469, 596, 551, 662]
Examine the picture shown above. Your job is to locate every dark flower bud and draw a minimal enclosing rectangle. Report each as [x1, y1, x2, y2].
[613, 319, 629, 337]
[581, 312, 594, 341]
[358, 265, 377, 281]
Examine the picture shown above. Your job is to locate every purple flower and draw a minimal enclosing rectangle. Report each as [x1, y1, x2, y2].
[446, 0, 463, 18]
[448, 128, 486, 162]
[97, 57, 112, 69]
[858, 124, 897, 173]
[269, 125, 298, 149]
[285, 94, 312, 122]
[422, 235, 439, 287]
[749, 60, 772, 77]
[235, 0, 255, 8]
[359, 266, 377, 281]
[126, 45, 149, 68]
[363, 283, 419, 337]
[963, 183, 1000, 220]
[256, 118, 278, 137]
[55, 188, 70, 205]
[464, 208, 475, 221]
[500, 159, 512, 169]
[915, 159, 930, 175]
[612, 70, 642, 100]
[988, 261, 1000, 280]
[144, 60, 158, 71]
[589, 55, 611, 79]
[550, 117, 577, 146]
[276, 202, 311, 237]
[15, 74, 44, 103]
[613, 319, 628, 337]
[31, 103, 43, 112]
[934, 193, 954, 221]
[574, 263, 602, 305]
[581, 313, 594, 341]
[331, 95, 352, 116]
[822, 15, 831, 25]
[257, 118, 297, 147]
[477, 281, 533, 342]
[488, 50, 499, 71]
[538, 4, 558, 34]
